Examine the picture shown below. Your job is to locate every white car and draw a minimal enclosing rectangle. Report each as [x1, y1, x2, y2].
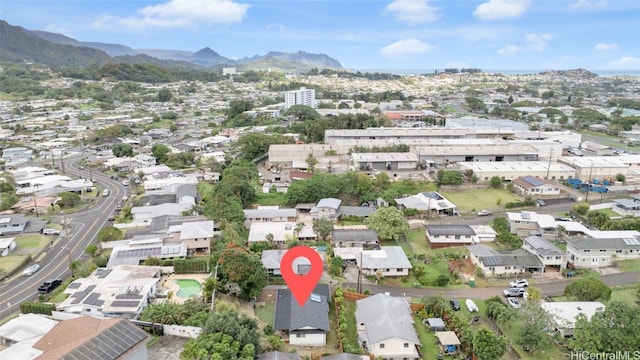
[507, 297, 522, 309]
[477, 210, 492, 216]
[122, 179, 130, 186]
[23, 264, 40, 276]
[509, 279, 529, 288]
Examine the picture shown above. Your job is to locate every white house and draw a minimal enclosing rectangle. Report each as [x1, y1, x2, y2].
[274, 285, 329, 346]
[512, 176, 561, 196]
[0, 237, 16, 256]
[311, 198, 341, 220]
[522, 235, 567, 271]
[356, 293, 420, 360]
[261, 249, 312, 276]
[611, 198, 640, 217]
[506, 211, 558, 241]
[541, 302, 605, 337]
[243, 207, 297, 229]
[2, 147, 33, 165]
[357, 246, 412, 277]
[425, 225, 496, 249]
[468, 244, 544, 276]
[565, 236, 640, 267]
[134, 154, 156, 167]
[331, 229, 379, 248]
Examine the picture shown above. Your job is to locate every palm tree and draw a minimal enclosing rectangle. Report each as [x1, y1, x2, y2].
[294, 222, 305, 238]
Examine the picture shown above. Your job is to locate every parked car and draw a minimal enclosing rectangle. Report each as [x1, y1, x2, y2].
[122, 179, 130, 186]
[507, 297, 522, 309]
[477, 210, 492, 216]
[42, 228, 61, 236]
[449, 299, 461, 311]
[38, 279, 62, 294]
[537, 199, 546, 206]
[509, 279, 529, 288]
[22, 264, 40, 276]
[503, 288, 526, 297]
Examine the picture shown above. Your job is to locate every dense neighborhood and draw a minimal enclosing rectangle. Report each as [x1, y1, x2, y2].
[0, 62, 640, 360]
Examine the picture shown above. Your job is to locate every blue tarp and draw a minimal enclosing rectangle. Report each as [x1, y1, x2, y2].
[446, 345, 456, 353]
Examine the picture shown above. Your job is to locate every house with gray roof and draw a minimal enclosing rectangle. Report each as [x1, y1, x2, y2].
[357, 246, 412, 277]
[611, 198, 640, 217]
[395, 191, 458, 216]
[468, 244, 544, 276]
[243, 207, 297, 229]
[425, 224, 496, 249]
[274, 286, 330, 346]
[355, 293, 420, 360]
[311, 198, 342, 220]
[261, 249, 312, 276]
[522, 235, 567, 271]
[0, 214, 29, 235]
[320, 353, 369, 360]
[332, 229, 379, 249]
[258, 351, 302, 360]
[337, 205, 377, 219]
[506, 211, 559, 241]
[566, 236, 640, 267]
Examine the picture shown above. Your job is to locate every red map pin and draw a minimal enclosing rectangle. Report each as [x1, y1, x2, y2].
[280, 246, 323, 307]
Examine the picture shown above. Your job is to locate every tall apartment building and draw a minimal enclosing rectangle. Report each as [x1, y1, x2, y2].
[284, 87, 316, 109]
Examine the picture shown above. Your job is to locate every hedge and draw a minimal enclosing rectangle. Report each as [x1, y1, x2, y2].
[20, 302, 56, 315]
[173, 258, 209, 273]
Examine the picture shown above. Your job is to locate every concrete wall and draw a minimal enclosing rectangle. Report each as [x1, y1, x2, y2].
[163, 324, 202, 338]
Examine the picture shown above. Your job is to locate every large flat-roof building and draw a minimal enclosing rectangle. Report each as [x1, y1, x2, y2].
[324, 127, 472, 144]
[556, 156, 628, 182]
[458, 161, 576, 183]
[284, 87, 316, 109]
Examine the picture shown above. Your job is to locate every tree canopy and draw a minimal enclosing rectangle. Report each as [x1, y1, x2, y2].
[472, 327, 508, 360]
[571, 301, 640, 353]
[217, 243, 268, 299]
[564, 277, 612, 302]
[364, 206, 409, 241]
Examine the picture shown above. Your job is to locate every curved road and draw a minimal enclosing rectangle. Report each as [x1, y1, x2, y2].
[0, 155, 129, 320]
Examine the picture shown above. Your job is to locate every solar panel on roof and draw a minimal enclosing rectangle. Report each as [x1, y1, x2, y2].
[524, 176, 544, 187]
[310, 294, 321, 303]
[521, 213, 530, 220]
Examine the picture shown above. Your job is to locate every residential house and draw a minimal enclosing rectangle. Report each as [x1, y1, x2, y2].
[258, 352, 302, 360]
[2, 147, 33, 165]
[33, 316, 149, 360]
[320, 354, 369, 360]
[166, 220, 215, 256]
[565, 236, 640, 267]
[0, 313, 58, 359]
[425, 225, 496, 249]
[311, 198, 342, 220]
[355, 293, 420, 360]
[541, 302, 605, 337]
[248, 222, 315, 245]
[134, 153, 157, 167]
[261, 249, 312, 276]
[395, 191, 458, 216]
[468, 244, 544, 276]
[506, 211, 559, 241]
[522, 236, 568, 271]
[139, 183, 197, 206]
[57, 265, 162, 319]
[274, 285, 330, 346]
[130, 202, 194, 223]
[357, 246, 412, 277]
[0, 237, 16, 256]
[332, 229, 379, 249]
[611, 198, 640, 217]
[243, 207, 297, 229]
[512, 176, 561, 196]
[0, 215, 29, 235]
[105, 236, 188, 268]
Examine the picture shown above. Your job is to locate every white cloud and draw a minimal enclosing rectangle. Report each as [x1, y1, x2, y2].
[569, 0, 607, 10]
[593, 43, 618, 51]
[525, 33, 551, 51]
[93, 0, 249, 30]
[497, 44, 522, 56]
[385, 0, 438, 22]
[381, 39, 432, 58]
[474, 0, 531, 20]
[266, 23, 285, 31]
[498, 33, 551, 55]
[606, 56, 640, 70]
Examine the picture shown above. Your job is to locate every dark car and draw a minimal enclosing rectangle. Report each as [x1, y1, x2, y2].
[38, 279, 62, 294]
[450, 299, 461, 311]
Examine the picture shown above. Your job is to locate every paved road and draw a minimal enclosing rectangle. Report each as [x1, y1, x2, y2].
[0, 155, 128, 320]
[343, 271, 640, 299]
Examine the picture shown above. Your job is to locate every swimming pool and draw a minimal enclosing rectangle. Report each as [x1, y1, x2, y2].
[174, 279, 202, 298]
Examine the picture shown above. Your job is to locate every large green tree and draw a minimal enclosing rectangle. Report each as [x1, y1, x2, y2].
[217, 243, 268, 299]
[364, 206, 409, 241]
[151, 144, 171, 163]
[571, 301, 640, 353]
[312, 218, 334, 240]
[58, 192, 81, 208]
[472, 327, 508, 360]
[202, 195, 245, 229]
[564, 277, 612, 302]
[516, 301, 554, 354]
[235, 133, 289, 161]
[112, 143, 134, 157]
[284, 104, 320, 120]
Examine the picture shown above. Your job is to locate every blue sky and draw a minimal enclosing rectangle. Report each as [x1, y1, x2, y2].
[2, 0, 639, 71]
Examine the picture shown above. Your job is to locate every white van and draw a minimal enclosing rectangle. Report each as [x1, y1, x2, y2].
[42, 228, 61, 236]
[102, 188, 110, 197]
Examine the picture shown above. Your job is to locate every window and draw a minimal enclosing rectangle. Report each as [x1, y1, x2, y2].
[379, 343, 385, 349]
[584, 250, 590, 252]
[455, 235, 460, 240]
[600, 249, 606, 252]
[404, 343, 409, 348]
[616, 250, 622, 253]
[385, 268, 390, 272]
[296, 333, 305, 338]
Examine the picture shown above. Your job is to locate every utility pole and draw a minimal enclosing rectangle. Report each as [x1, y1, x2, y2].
[32, 186, 39, 218]
[585, 164, 594, 203]
[545, 149, 553, 180]
[357, 250, 363, 294]
[60, 150, 66, 175]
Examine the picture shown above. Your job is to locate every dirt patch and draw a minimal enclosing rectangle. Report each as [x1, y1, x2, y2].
[147, 335, 188, 360]
[450, 258, 476, 277]
[257, 288, 277, 303]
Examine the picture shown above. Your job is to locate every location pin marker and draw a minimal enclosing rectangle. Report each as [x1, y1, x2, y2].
[280, 246, 323, 307]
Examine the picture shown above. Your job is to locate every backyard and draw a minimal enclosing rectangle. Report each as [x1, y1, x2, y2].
[0, 254, 30, 277]
[14, 234, 50, 251]
[440, 188, 523, 214]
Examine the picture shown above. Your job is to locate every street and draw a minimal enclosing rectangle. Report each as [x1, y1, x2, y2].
[0, 155, 128, 320]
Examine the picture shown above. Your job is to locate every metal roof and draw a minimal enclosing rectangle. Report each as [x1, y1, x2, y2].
[426, 225, 475, 237]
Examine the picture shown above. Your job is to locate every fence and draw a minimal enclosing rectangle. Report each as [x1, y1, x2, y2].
[342, 290, 368, 301]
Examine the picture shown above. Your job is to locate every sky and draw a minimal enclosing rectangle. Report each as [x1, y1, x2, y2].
[2, 0, 640, 72]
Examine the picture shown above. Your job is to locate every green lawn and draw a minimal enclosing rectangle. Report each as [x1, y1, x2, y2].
[255, 191, 288, 206]
[343, 300, 361, 350]
[0, 255, 30, 277]
[254, 301, 275, 327]
[615, 259, 640, 272]
[440, 188, 523, 213]
[414, 318, 442, 359]
[609, 285, 639, 306]
[590, 208, 623, 219]
[327, 300, 340, 353]
[15, 234, 50, 249]
[407, 230, 430, 254]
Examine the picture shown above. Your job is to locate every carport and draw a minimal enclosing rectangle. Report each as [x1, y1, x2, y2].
[436, 331, 461, 354]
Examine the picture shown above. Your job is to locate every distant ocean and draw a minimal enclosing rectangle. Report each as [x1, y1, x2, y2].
[358, 69, 640, 77]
